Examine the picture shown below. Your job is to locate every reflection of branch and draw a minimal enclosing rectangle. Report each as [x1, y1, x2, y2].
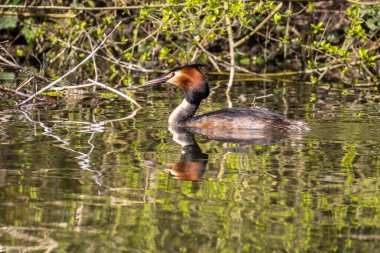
[0, 226, 58, 253]
[18, 108, 140, 185]
[49, 108, 140, 132]
[18, 21, 122, 105]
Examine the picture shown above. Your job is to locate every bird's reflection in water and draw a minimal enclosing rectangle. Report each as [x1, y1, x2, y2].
[188, 127, 292, 145]
[163, 126, 208, 181]
[164, 125, 296, 182]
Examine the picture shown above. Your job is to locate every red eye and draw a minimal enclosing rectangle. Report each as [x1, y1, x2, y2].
[166, 72, 175, 78]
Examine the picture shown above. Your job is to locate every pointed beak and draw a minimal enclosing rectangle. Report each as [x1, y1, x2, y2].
[140, 75, 171, 87]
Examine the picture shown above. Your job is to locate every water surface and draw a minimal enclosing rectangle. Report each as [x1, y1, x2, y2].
[0, 77, 380, 252]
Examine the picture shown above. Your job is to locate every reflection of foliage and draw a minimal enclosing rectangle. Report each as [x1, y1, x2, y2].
[0, 97, 380, 252]
[341, 143, 358, 168]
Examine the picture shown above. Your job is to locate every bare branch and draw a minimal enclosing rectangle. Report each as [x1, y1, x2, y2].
[224, 1, 235, 93]
[18, 21, 122, 106]
[0, 11, 76, 18]
[88, 79, 141, 108]
[0, 3, 187, 11]
[0, 85, 47, 101]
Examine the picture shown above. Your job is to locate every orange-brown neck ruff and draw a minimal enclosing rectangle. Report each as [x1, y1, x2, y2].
[169, 67, 209, 104]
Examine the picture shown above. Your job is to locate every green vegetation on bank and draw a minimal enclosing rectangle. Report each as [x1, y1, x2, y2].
[0, 0, 379, 103]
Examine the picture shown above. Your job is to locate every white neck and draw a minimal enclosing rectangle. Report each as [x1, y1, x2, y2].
[168, 99, 199, 126]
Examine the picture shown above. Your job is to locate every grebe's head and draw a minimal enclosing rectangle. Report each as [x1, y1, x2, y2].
[143, 64, 209, 104]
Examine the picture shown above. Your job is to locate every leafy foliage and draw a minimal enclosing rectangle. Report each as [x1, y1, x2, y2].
[0, 1, 379, 88]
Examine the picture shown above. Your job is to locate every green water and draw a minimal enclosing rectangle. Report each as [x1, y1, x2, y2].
[0, 79, 380, 252]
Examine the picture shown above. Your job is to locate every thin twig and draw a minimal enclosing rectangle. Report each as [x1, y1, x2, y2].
[16, 75, 34, 91]
[0, 3, 187, 11]
[190, 19, 223, 72]
[255, 94, 274, 100]
[51, 83, 95, 91]
[195, 42, 274, 80]
[0, 46, 18, 65]
[346, 0, 380, 5]
[88, 79, 141, 108]
[0, 85, 47, 101]
[0, 226, 58, 253]
[352, 48, 376, 78]
[18, 21, 122, 106]
[51, 79, 142, 108]
[57, 39, 160, 73]
[234, 2, 283, 48]
[284, 2, 292, 59]
[85, 32, 98, 93]
[224, 1, 235, 93]
[128, 22, 141, 77]
[123, 29, 159, 55]
[206, 52, 222, 73]
[0, 54, 18, 68]
[0, 52, 76, 87]
[48, 109, 141, 128]
[0, 11, 76, 18]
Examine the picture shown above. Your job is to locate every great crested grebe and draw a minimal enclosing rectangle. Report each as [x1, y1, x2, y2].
[143, 64, 309, 131]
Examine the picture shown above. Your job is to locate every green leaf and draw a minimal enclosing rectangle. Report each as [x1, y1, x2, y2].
[272, 13, 282, 24]
[0, 16, 18, 30]
[20, 18, 38, 45]
[86, 0, 95, 7]
[239, 57, 250, 65]
[0, 72, 16, 81]
[16, 48, 24, 57]
[159, 48, 171, 61]
[310, 22, 324, 34]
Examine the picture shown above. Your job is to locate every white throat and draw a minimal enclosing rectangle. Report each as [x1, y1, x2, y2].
[168, 99, 199, 126]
